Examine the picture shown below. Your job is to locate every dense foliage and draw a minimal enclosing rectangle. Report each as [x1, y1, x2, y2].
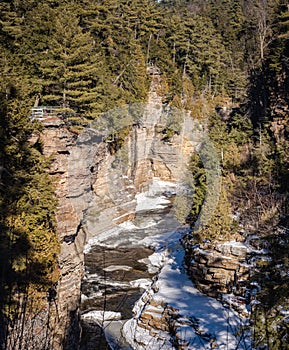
[0, 0, 289, 349]
[0, 63, 60, 348]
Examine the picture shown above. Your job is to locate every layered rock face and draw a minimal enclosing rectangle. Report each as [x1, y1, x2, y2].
[127, 280, 220, 350]
[40, 117, 86, 348]
[40, 73, 250, 348]
[185, 240, 250, 314]
[129, 287, 190, 350]
[125, 240, 250, 349]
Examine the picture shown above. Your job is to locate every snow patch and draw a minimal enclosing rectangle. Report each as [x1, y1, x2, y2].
[118, 221, 139, 230]
[129, 278, 152, 289]
[84, 225, 123, 252]
[81, 291, 103, 302]
[136, 192, 170, 211]
[103, 265, 133, 272]
[82, 310, 122, 324]
[136, 178, 176, 212]
[124, 239, 251, 350]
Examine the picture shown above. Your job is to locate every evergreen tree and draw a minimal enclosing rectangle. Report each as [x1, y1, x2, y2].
[0, 0, 23, 48]
[38, 4, 109, 120]
[1, 1, 289, 348]
[0, 22, 60, 346]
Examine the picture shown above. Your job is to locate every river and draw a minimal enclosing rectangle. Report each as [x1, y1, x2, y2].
[79, 178, 250, 350]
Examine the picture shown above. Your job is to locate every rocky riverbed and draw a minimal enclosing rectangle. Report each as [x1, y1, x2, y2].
[79, 179, 179, 349]
[79, 179, 251, 350]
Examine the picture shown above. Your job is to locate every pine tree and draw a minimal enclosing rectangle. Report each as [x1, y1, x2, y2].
[0, 1, 23, 48]
[0, 29, 60, 345]
[38, 4, 109, 120]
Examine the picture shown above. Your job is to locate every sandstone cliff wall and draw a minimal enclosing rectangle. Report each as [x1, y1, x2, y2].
[185, 241, 250, 312]
[39, 72, 250, 348]
[40, 74, 197, 348]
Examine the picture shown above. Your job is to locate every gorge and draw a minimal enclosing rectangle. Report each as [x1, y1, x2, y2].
[1, 1, 289, 349]
[38, 73, 251, 349]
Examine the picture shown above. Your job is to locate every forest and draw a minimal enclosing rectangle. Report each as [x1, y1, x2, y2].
[0, 0, 289, 349]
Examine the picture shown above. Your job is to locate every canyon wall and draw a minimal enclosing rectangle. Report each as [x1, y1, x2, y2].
[40, 74, 251, 349]
[41, 74, 198, 348]
[185, 240, 250, 315]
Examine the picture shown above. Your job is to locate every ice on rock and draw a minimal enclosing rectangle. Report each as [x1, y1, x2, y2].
[82, 310, 122, 324]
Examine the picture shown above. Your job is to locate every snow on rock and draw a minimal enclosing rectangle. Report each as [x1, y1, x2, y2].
[118, 221, 139, 230]
[222, 294, 249, 317]
[84, 225, 123, 252]
[136, 178, 176, 212]
[136, 192, 170, 211]
[138, 250, 168, 274]
[103, 265, 133, 272]
[129, 278, 152, 289]
[82, 310, 122, 324]
[187, 240, 250, 299]
[122, 240, 251, 350]
[215, 241, 248, 257]
[123, 318, 172, 350]
[103, 320, 132, 350]
[81, 291, 103, 302]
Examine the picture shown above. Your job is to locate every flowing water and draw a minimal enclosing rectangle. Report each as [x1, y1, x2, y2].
[79, 179, 181, 349]
[79, 177, 250, 350]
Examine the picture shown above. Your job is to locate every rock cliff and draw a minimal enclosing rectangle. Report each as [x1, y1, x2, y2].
[39, 72, 250, 348]
[40, 73, 197, 348]
[185, 241, 250, 313]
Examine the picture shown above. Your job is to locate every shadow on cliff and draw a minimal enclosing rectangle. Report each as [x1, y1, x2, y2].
[63, 309, 82, 350]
